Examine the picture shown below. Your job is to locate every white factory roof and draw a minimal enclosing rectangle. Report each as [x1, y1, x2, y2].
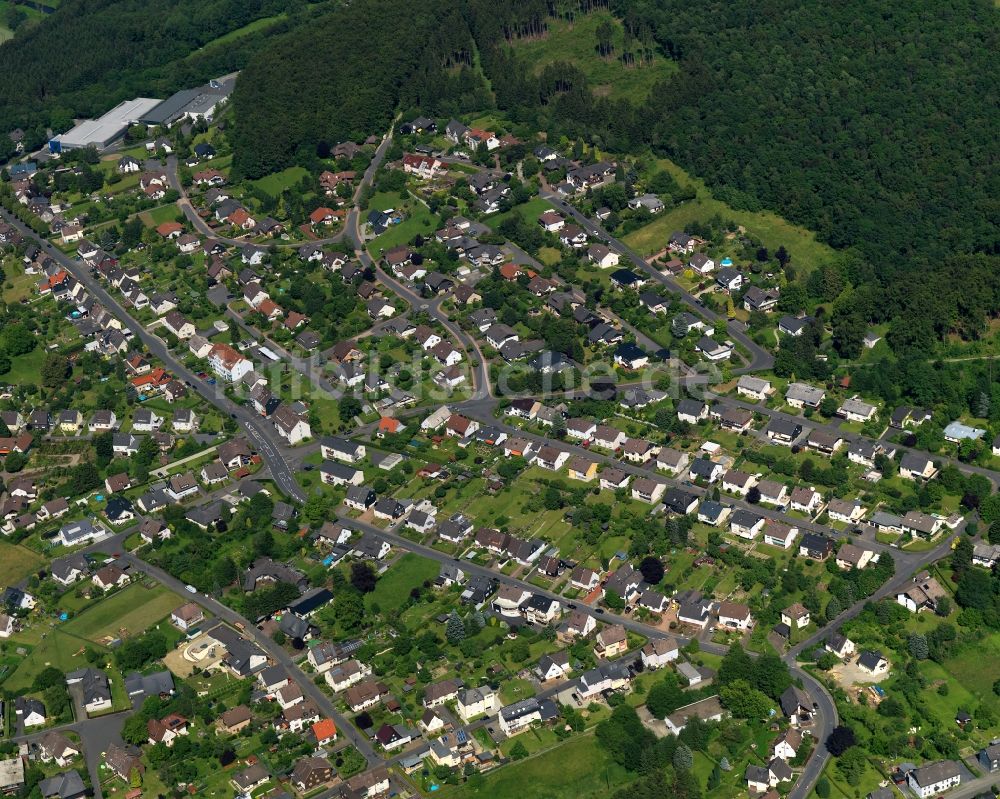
[54, 97, 162, 150]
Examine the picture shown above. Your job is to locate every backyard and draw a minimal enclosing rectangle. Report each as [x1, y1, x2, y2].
[441, 732, 634, 799]
[0, 541, 46, 585]
[251, 166, 310, 197]
[368, 191, 437, 252]
[365, 553, 440, 613]
[61, 582, 183, 642]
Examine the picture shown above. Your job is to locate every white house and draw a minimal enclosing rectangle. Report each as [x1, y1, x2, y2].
[906, 762, 961, 798]
[640, 638, 679, 670]
[737, 375, 773, 401]
[717, 602, 752, 631]
[208, 343, 254, 383]
[273, 406, 311, 445]
[780, 603, 810, 629]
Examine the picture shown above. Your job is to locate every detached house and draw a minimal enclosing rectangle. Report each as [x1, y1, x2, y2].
[737, 375, 774, 401]
[272, 405, 311, 445]
[631, 477, 667, 504]
[897, 571, 948, 613]
[899, 452, 936, 481]
[717, 602, 752, 631]
[780, 603, 810, 629]
[641, 638, 679, 670]
[593, 624, 628, 659]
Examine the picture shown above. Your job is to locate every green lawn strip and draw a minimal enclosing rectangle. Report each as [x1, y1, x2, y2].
[202, 11, 288, 47]
[4, 629, 100, 691]
[0, 541, 47, 585]
[943, 631, 1000, 717]
[141, 204, 184, 227]
[251, 166, 310, 197]
[368, 195, 437, 252]
[484, 196, 554, 231]
[5, 347, 47, 386]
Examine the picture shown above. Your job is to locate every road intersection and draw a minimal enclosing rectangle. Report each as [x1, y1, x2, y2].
[3, 123, 992, 799]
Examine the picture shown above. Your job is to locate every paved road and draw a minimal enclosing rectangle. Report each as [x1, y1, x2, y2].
[342, 123, 492, 401]
[344, 502, 841, 798]
[455, 397, 924, 565]
[122, 553, 379, 764]
[0, 208, 306, 504]
[9, 138, 981, 799]
[709, 391, 1000, 490]
[782, 530, 957, 798]
[336, 510, 693, 650]
[165, 156, 346, 248]
[14, 709, 127, 799]
[538, 187, 774, 374]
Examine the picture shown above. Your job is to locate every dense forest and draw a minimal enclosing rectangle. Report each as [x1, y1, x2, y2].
[4, 0, 999, 368]
[0, 0, 312, 149]
[228, 0, 491, 179]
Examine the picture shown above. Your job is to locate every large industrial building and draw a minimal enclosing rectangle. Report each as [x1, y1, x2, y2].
[139, 77, 236, 127]
[49, 97, 163, 152]
[47, 74, 236, 153]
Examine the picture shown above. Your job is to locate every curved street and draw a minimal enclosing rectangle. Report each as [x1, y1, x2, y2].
[165, 156, 346, 248]
[4, 121, 995, 799]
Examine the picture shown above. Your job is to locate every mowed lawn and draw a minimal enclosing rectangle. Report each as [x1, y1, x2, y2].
[369, 192, 437, 253]
[443, 732, 634, 799]
[62, 583, 182, 642]
[5, 629, 98, 691]
[623, 158, 841, 273]
[4, 347, 47, 386]
[252, 166, 309, 197]
[0, 541, 46, 585]
[485, 196, 555, 231]
[141, 204, 183, 227]
[365, 553, 440, 613]
[511, 11, 675, 103]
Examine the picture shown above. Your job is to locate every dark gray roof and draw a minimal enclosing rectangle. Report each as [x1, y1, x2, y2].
[857, 649, 885, 670]
[124, 670, 174, 697]
[38, 770, 85, 799]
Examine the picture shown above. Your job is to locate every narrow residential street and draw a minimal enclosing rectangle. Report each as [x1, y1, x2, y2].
[5, 118, 995, 799]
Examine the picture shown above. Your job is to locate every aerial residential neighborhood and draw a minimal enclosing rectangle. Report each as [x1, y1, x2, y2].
[0, 5, 996, 799]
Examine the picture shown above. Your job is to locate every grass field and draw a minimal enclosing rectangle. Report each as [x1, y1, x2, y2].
[485, 197, 554, 231]
[4, 629, 96, 691]
[252, 166, 309, 197]
[0, 0, 44, 42]
[1, 259, 37, 303]
[4, 347, 46, 386]
[0, 541, 46, 586]
[368, 192, 437, 252]
[62, 583, 182, 642]
[442, 732, 633, 799]
[204, 12, 287, 47]
[943, 632, 1000, 716]
[623, 158, 841, 273]
[365, 553, 440, 613]
[510, 11, 675, 103]
[141, 204, 184, 227]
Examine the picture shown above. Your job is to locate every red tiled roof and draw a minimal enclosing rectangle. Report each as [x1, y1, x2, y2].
[156, 222, 183, 237]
